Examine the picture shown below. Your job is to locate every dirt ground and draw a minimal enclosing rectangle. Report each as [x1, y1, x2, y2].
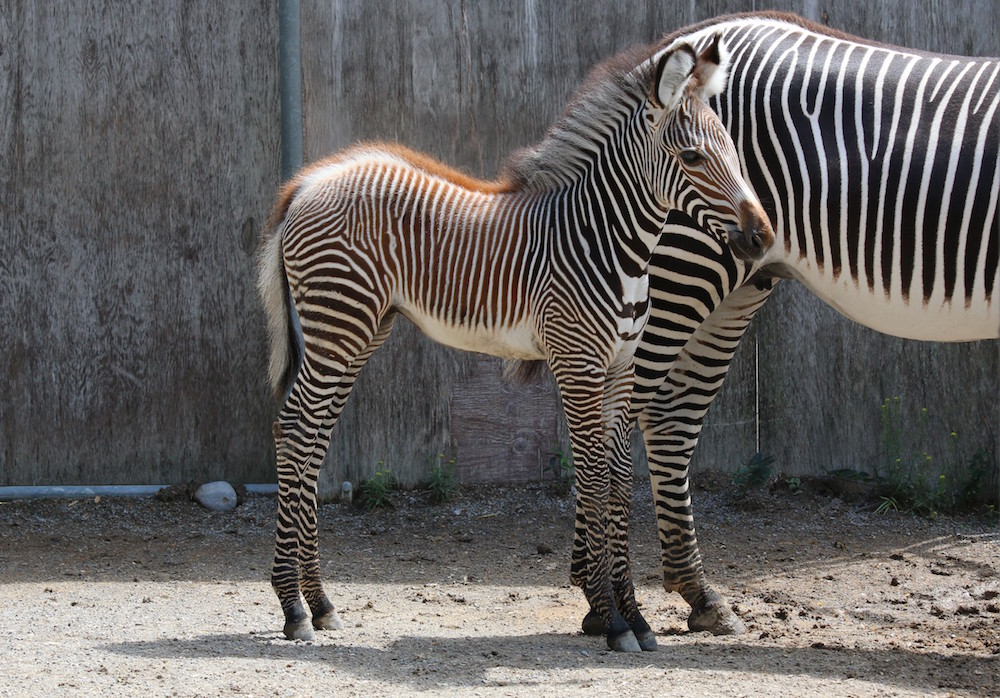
[1, 476, 998, 697]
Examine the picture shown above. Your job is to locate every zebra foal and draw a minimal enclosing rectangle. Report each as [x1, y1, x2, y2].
[257, 37, 772, 651]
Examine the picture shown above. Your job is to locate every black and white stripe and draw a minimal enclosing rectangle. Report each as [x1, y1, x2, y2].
[615, 12, 998, 638]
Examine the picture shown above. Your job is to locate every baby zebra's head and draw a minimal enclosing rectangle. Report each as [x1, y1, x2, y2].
[644, 35, 773, 261]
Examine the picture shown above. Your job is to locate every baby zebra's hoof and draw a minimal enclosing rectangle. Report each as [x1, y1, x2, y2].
[283, 618, 317, 641]
[582, 610, 658, 651]
[312, 609, 343, 631]
[607, 627, 642, 652]
[581, 609, 606, 636]
[631, 618, 658, 652]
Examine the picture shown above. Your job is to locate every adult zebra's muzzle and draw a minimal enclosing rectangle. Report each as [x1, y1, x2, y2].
[728, 199, 774, 261]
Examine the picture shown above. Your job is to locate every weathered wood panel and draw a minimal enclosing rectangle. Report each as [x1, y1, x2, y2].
[298, 0, 752, 495]
[299, 0, 999, 496]
[0, 2, 280, 485]
[1, 0, 995, 496]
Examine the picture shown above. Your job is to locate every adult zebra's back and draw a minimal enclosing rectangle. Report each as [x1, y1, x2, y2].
[606, 12, 998, 638]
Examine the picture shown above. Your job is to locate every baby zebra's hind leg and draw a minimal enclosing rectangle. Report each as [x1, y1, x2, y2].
[297, 314, 397, 634]
[271, 309, 393, 641]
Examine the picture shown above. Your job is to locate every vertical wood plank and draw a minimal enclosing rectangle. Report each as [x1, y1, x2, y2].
[1, 0, 995, 494]
[0, 2, 280, 485]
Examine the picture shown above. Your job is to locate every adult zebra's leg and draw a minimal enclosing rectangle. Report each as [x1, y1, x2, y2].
[638, 281, 772, 635]
[297, 314, 398, 634]
[553, 355, 641, 653]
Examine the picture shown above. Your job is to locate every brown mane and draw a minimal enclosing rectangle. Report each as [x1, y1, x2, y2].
[501, 42, 659, 191]
[374, 142, 517, 195]
[264, 142, 516, 239]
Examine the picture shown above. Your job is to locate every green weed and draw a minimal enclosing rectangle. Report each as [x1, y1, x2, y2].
[877, 397, 996, 517]
[360, 465, 395, 510]
[732, 452, 775, 497]
[427, 453, 459, 504]
[546, 446, 574, 495]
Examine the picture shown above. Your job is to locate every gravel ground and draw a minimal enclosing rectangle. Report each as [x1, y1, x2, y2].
[1, 478, 998, 697]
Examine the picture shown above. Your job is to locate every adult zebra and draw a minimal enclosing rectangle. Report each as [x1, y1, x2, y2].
[583, 12, 999, 641]
[257, 39, 773, 651]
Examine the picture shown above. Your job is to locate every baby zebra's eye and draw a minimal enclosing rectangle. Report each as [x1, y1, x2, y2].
[679, 149, 704, 165]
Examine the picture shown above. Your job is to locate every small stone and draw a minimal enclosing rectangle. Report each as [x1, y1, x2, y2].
[194, 481, 238, 512]
[536, 543, 554, 555]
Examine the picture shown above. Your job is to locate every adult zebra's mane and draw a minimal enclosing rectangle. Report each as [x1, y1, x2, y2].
[502, 43, 658, 192]
[659, 10, 1000, 61]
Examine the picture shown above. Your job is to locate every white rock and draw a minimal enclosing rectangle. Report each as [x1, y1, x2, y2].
[194, 481, 238, 512]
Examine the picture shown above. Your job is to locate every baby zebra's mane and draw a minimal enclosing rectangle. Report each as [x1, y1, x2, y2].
[502, 43, 659, 192]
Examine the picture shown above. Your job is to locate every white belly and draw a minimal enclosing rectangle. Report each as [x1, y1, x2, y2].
[396, 305, 546, 360]
[793, 271, 999, 342]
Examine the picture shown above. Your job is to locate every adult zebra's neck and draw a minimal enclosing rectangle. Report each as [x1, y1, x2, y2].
[673, 13, 1000, 341]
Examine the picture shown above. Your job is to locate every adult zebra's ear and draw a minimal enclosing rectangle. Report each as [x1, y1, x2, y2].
[692, 33, 730, 99]
[651, 43, 696, 111]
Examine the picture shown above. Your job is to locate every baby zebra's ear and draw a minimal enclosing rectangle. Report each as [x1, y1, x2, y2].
[692, 33, 730, 100]
[650, 43, 696, 111]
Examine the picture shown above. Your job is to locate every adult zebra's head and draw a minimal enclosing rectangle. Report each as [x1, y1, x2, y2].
[645, 36, 773, 261]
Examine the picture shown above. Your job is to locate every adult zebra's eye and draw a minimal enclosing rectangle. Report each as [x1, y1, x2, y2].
[679, 149, 704, 165]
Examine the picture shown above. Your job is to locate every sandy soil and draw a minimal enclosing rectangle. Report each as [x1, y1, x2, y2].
[1, 477, 998, 697]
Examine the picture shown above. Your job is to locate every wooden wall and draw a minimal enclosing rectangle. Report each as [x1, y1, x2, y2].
[1, 1, 996, 499]
[298, 0, 999, 497]
[0, 3, 280, 485]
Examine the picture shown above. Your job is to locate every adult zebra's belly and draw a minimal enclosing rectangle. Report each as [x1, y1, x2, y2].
[792, 272, 1000, 342]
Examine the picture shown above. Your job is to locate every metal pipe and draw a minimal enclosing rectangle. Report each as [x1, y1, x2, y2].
[0, 484, 278, 502]
[0, 6, 306, 506]
[279, 0, 304, 180]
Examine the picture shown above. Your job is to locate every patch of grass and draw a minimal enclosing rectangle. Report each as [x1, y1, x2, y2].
[360, 466, 395, 510]
[731, 452, 775, 497]
[427, 454, 459, 504]
[876, 397, 997, 518]
[546, 446, 574, 496]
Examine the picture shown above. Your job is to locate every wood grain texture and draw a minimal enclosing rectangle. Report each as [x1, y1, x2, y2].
[0, 2, 280, 485]
[1, 0, 996, 494]
[300, 0, 999, 494]
[299, 0, 724, 495]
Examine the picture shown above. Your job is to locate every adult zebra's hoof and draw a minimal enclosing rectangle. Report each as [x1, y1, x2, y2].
[606, 627, 642, 652]
[283, 618, 317, 641]
[687, 595, 746, 635]
[312, 609, 343, 631]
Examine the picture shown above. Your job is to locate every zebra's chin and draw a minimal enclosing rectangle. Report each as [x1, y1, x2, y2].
[727, 202, 774, 261]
